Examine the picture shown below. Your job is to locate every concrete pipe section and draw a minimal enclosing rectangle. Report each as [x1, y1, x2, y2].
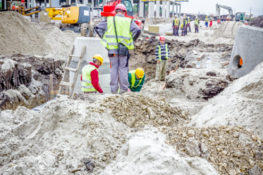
[228, 25, 263, 78]
[70, 37, 111, 94]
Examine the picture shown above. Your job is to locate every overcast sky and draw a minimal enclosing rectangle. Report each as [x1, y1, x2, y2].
[181, 0, 263, 16]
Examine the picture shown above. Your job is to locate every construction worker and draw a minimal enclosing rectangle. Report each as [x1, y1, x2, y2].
[81, 55, 104, 94]
[173, 16, 180, 36]
[195, 16, 199, 33]
[187, 16, 191, 32]
[155, 36, 169, 81]
[128, 68, 145, 92]
[184, 17, 188, 35]
[209, 17, 213, 27]
[95, 4, 141, 94]
[205, 16, 209, 27]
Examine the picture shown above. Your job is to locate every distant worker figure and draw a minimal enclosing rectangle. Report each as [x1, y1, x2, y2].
[195, 17, 199, 33]
[81, 55, 104, 94]
[128, 68, 145, 92]
[95, 4, 141, 94]
[209, 18, 213, 27]
[184, 16, 188, 35]
[173, 16, 180, 36]
[205, 16, 209, 27]
[187, 17, 191, 32]
[155, 36, 169, 81]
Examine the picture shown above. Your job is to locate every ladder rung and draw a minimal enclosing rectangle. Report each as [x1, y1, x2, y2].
[69, 55, 81, 58]
[65, 67, 77, 72]
[59, 81, 73, 87]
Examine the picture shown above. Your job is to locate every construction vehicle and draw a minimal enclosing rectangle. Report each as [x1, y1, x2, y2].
[45, 6, 91, 34]
[216, 3, 233, 20]
[17, 5, 41, 16]
[235, 12, 245, 22]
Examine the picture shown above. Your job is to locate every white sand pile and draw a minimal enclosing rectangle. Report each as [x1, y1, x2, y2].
[190, 62, 263, 139]
[102, 128, 219, 175]
[0, 12, 77, 60]
[0, 96, 129, 174]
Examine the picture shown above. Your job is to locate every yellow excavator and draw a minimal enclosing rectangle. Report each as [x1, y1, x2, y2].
[45, 6, 92, 36]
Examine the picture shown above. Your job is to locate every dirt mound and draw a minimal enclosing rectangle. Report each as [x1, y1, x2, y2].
[162, 126, 263, 175]
[0, 12, 49, 55]
[0, 12, 77, 59]
[102, 128, 219, 175]
[99, 93, 188, 128]
[190, 62, 263, 139]
[249, 16, 263, 28]
[0, 96, 130, 174]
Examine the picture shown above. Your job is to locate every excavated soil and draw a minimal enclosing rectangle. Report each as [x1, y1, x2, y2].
[162, 126, 263, 175]
[0, 54, 64, 110]
[97, 93, 188, 128]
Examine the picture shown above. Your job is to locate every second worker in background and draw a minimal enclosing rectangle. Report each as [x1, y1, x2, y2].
[155, 36, 169, 81]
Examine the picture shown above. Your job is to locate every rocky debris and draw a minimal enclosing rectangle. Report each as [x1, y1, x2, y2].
[0, 59, 31, 91]
[199, 79, 228, 100]
[249, 16, 263, 28]
[99, 93, 188, 128]
[0, 54, 64, 110]
[165, 68, 229, 100]
[0, 97, 130, 174]
[162, 126, 263, 175]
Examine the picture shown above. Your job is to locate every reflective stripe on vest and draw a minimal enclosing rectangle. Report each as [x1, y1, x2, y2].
[130, 70, 143, 88]
[174, 18, 179, 26]
[102, 16, 134, 50]
[81, 64, 97, 92]
[158, 44, 168, 60]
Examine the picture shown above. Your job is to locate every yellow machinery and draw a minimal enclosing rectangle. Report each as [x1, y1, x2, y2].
[45, 6, 91, 35]
[45, 6, 90, 24]
[45, 7, 64, 20]
[17, 6, 41, 16]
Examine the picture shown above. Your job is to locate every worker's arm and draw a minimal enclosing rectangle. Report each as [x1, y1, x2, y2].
[128, 73, 132, 89]
[130, 20, 141, 41]
[90, 69, 103, 93]
[94, 20, 107, 38]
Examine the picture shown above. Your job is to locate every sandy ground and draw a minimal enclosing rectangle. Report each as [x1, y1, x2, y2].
[0, 12, 78, 60]
[0, 12, 263, 175]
